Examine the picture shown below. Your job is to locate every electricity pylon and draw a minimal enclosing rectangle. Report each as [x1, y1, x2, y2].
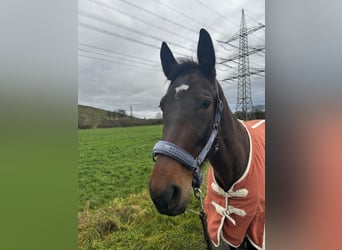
[218, 9, 265, 120]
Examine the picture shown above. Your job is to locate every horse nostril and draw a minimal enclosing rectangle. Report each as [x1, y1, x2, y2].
[149, 184, 182, 215]
[170, 184, 181, 202]
[162, 184, 181, 208]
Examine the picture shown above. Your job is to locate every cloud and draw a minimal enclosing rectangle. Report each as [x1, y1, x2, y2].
[78, 0, 265, 118]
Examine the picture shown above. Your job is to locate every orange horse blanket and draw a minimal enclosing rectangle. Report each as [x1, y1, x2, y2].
[204, 120, 265, 249]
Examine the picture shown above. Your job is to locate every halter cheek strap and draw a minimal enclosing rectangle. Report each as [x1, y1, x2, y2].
[152, 81, 223, 188]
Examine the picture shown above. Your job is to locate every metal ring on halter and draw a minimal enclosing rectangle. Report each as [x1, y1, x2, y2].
[193, 187, 202, 200]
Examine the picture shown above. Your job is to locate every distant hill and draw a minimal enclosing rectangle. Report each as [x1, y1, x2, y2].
[78, 105, 162, 129]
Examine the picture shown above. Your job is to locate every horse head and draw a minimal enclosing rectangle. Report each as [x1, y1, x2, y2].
[149, 29, 220, 216]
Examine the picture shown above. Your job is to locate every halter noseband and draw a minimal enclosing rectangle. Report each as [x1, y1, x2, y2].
[152, 81, 223, 188]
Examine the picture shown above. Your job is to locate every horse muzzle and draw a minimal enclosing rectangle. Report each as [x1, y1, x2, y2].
[149, 155, 193, 216]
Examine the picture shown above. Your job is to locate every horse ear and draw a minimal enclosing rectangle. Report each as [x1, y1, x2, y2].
[160, 42, 177, 80]
[197, 29, 216, 78]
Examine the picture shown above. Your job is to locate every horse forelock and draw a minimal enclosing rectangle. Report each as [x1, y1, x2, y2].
[168, 59, 200, 82]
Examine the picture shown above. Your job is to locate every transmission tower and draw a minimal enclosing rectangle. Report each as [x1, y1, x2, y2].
[218, 9, 265, 120]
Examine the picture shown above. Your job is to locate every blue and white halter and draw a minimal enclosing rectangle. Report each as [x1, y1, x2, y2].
[152, 81, 223, 188]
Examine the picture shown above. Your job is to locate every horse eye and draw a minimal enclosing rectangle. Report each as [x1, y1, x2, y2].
[200, 100, 212, 109]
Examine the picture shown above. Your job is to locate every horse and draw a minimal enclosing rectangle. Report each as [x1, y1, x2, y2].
[149, 29, 265, 250]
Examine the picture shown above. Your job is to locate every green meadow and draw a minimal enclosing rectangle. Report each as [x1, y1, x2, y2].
[78, 125, 208, 249]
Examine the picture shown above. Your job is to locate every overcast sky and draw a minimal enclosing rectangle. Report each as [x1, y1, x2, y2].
[78, 0, 265, 119]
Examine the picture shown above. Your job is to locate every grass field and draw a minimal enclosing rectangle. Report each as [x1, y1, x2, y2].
[78, 125, 209, 249]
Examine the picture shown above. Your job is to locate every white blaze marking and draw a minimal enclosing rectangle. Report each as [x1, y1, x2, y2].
[175, 84, 189, 99]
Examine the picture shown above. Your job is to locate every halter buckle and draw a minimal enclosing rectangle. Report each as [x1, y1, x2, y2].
[193, 187, 204, 209]
[152, 153, 157, 162]
[213, 122, 219, 131]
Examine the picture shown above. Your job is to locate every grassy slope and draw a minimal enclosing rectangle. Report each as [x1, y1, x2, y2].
[78, 125, 209, 249]
[78, 105, 162, 129]
[78, 105, 116, 128]
[78, 105, 112, 119]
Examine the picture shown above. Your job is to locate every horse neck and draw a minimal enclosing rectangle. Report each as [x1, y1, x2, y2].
[208, 94, 250, 191]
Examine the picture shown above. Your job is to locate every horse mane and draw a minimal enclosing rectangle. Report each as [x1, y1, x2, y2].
[168, 59, 200, 81]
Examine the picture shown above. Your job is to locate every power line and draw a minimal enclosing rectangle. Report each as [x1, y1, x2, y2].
[79, 54, 158, 71]
[243, 9, 264, 24]
[218, 46, 265, 63]
[79, 22, 190, 57]
[89, 0, 196, 43]
[79, 9, 197, 53]
[218, 23, 265, 44]
[218, 40, 237, 52]
[193, 0, 240, 28]
[78, 48, 158, 67]
[217, 1, 265, 43]
[218, 19, 265, 71]
[222, 68, 265, 81]
[218, 24, 265, 47]
[85, 0, 231, 59]
[218, 56, 264, 70]
[216, 64, 233, 71]
[79, 21, 159, 48]
[79, 26, 228, 68]
[117, 0, 198, 33]
[223, 0, 264, 24]
[79, 21, 188, 57]
[79, 54, 160, 71]
[79, 42, 159, 63]
[152, 0, 228, 37]
[79, 43, 235, 73]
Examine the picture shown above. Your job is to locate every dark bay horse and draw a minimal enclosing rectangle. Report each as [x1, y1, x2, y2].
[149, 29, 265, 250]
